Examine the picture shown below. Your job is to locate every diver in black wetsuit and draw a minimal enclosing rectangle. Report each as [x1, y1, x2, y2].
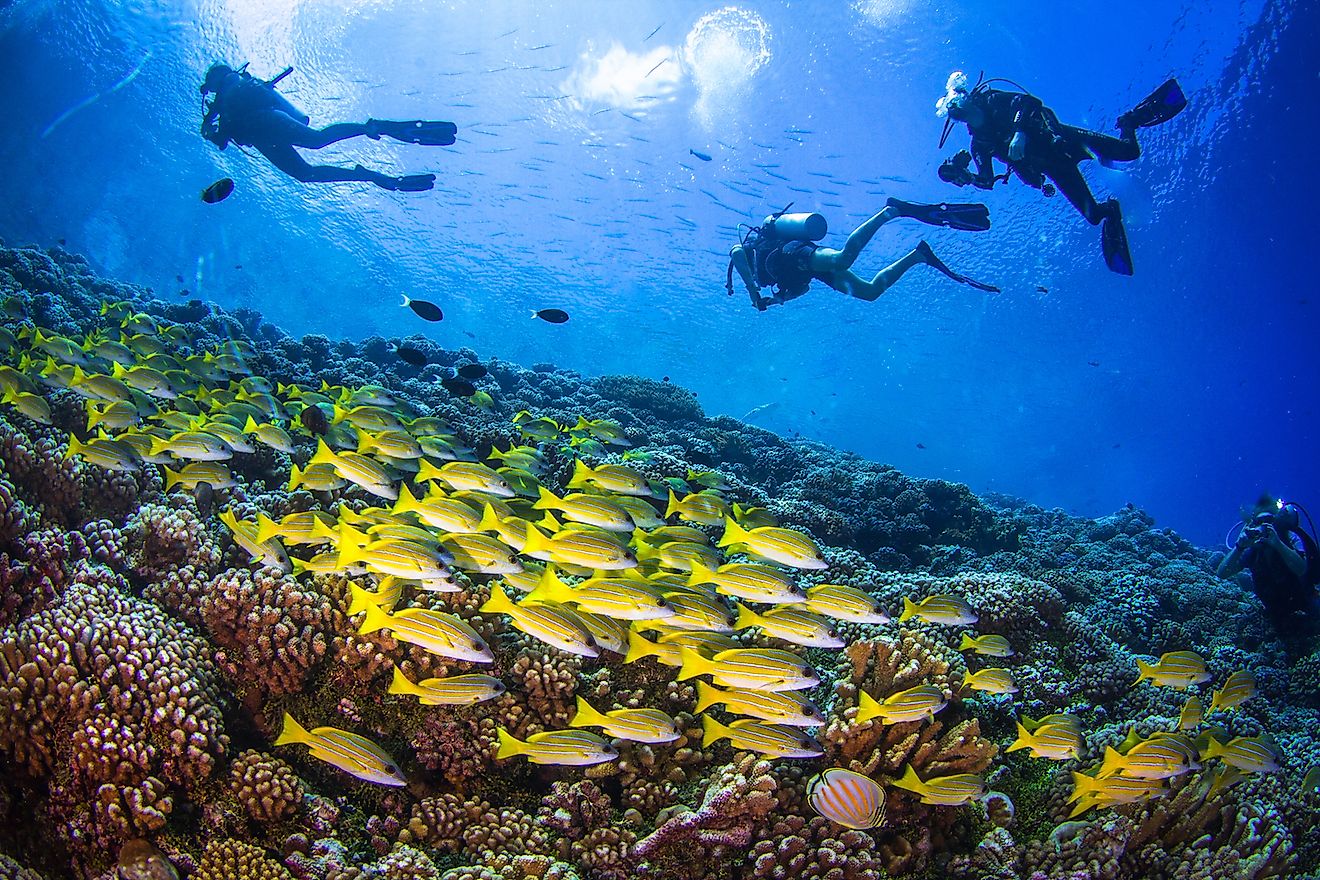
[200, 63, 457, 192]
[727, 199, 998, 311]
[1218, 497, 1320, 658]
[935, 72, 1187, 275]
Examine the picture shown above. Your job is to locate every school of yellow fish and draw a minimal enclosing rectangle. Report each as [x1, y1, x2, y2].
[0, 301, 1285, 831]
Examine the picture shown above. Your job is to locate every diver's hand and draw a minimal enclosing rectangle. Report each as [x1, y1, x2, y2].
[1008, 132, 1027, 162]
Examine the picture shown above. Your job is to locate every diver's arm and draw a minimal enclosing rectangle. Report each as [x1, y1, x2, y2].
[729, 245, 769, 310]
[1262, 531, 1307, 579]
[1217, 543, 1248, 578]
[968, 140, 999, 189]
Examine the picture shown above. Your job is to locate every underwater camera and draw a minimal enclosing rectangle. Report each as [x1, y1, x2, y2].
[938, 150, 975, 186]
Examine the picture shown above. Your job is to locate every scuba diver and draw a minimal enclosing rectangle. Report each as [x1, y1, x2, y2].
[1218, 497, 1320, 657]
[935, 72, 1187, 275]
[200, 63, 457, 192]
[727, 198, 998, 311]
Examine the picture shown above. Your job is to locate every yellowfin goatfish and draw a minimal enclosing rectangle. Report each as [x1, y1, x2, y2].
[1098, 735, 1199, 780]
[388, 667, 505, 705]
[665, 490, 729, 526]
[958, 633, 1014, 657]
[1199, 735, 1280, 774]
[677, 647, 819, 691]
[310, 439, 397, 499]
[533, 485, 633, 532]
[355, 594, 494, 663]
[495, 727, 616, 766]
[1006, 722, 1082, 760]
[417, 459, 513, 497]
[807, 768, 886, 830]
[566, 460, 650, 495]
[891, 765, 985, 806]
[480, 584, 599, 657]
[1178, 696, 1204, 730]
[1132, 650, 1211, 689]
[856, 684, 948, 725]
[701, 716, 823, 759]
[274, 713, 406, 786]
[687, 561, 805, 604]
[569, 697, 680, 743]
[961, 667, 1019, 695]
[694, 681, 825, 727]
[218, 510, 291, 573]
[898, 594, 978, 626]
[527, 575, 674, 621]
[1208, 670, 1256, 713]
[734, 605, 843, 648]
[804, 583, 890, 624]
[521, 528, 637, 570]
[718, 518, 828, 571]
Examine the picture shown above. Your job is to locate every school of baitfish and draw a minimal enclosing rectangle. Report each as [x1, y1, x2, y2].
[0, 300, 1290, 831]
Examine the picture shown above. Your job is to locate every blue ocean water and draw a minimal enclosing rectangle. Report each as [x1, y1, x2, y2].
[0, 0, 1314, 547]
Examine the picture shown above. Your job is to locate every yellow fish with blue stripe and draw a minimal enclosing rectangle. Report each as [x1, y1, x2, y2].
[275, 713, 406, 786]
[1132, 651, 1211, 689]
[694, 681, 825, 727]
[701, 716, 823, 758]
[891, 765, 985, 806]
[898, 595, 978, 626]
[480, 583, 599, 657]
[677, 646, 819, 691]
[496, 727, 616, 765]
[718, 517, 827, 570]
[569, 697, 680, 743]
[388, 667, 505, 706]
[1208, 670, 1256, 713]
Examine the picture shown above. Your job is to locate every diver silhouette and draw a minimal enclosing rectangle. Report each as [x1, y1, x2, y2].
[200, 63, 457, 192]
[936, 72, 1187, 275]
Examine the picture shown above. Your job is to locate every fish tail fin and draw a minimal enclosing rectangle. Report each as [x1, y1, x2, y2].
[856, 690, 883, 723]
[899, 597, 919, 622]
[253, 512, 280, 544]
[388, 666, 420, 696]
[958, 633, 975, 651]
[624, 630, 656, 664]
[242, 414, 260, 434]
[415, 459, 443, 483]
[1006, 723, 1033, 754]
[569, 696, 605, 729]
[477, 503, 504, 534]
[733, 603, 759, 630]
[896, 764, 924, 794]
[357, 598, 391, 634]
[565, 459, 592, 489]
[686, 559, 716, 587]
[274, 712, 310, 747]
[393, 483, 421, 513]
[694, 680, 720, 713]
[716, 516, 749, 549]
[355, 432, 377, 455]
[664, 489, 682, 519]
[287, 464, 304, 492]
[1199, 736, 1225, 760]
[1133, 659, 1154, 687]
[700, 713, 730, 747]
[347, 583, 379, 617]
[309, 438, 337, 467]
[161, 465, 183, 491]
[1207, 689, 1224, 714]
[1097, 746, 1125, 778]
[1069, 771, 1098, 801]
[480, 582, 516, 615]
[519, 526, 549, 558]
[495, 726, 523, 759]
[675, 646, 709, 681]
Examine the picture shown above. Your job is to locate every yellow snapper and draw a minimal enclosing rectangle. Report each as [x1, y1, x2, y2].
[807, 768, 886, 830]
[961, 668, 1019, 695]
[355, 595, 493, 663]
[310, 440, 397, 499]
[1, 389, 52, 424]
[1021, 713, 1083, 734]
[331, 403, 405, 433]
[438, 532, 522, 574]
[891, 765, 985, 806]
[243, 416, 295, 453]
[1006, 722, 1082, 760]
[149, 430, 233, 462]
[416, 459, 513, 497]
[86, 399, 142, 431]
[566, 459, 650, 495]
[687, 561, 806, 604]
[623, 630, 682, 666]
[856, 684, 948, 725]
[569, 697, 680, 744]
[804, 583, 890, 623]
[731, 502, 779, 529]
[480, 583, 599, 657]
[64, 435, 139, 472]
[533, 485, 633, 531]
[274, 713, 406, 786]
[613, 495, 666, 529]
[958, 633, 1014, 657]
[733, 604, 844, 648]
[694, 681, 825, 727]
[1199, 735, 1280, 774]
[1067, 771, 1166, 815]
[570, 609, 630, 655]
[527, 574, 674, 621]
[288, 462, 350, 492]
[677, 647, 819, 692]
[392, 486, 484, 533]
[1098, 735, 1200, 780]
[495, 727, 617, 766]
[162, 461, 235, 491]
[718, 518, 827, 570]
[898, 595, 978, 626]
[666, 490, 729, 526]
[1133, 651, 1211, 689]
[1208, 670, 1256, 713]
[388, 667, 505, 705]
[701, 716, 823, 758]
[638, 524, 712, 546]
[635, 540, 722, 574]
[357, 429, 423, 460]
[521, 527, 637, 570]
[218, 510, 291, 572]
[656, 590, 737, 632]
[338, 538, 454, 581]
[1178, 696, 1204, 730]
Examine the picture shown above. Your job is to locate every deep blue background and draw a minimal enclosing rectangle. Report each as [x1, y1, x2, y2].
[0, 0, 1315, 547]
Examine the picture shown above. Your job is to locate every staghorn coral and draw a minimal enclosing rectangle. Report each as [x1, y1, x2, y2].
[229, 750, 305, 824]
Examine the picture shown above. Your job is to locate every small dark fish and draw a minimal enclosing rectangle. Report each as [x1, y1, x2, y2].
[662, 376, 670, 382]
[201, 177, 235, 204]
[176, 274, 184, 283]
[401, 294, 443, 322]
[463, 330, 477, 339]
[193, 482, 214, 518]
[395, 345, 429, 366]
[301, 404, 329, 436]
[644, 22, 664, 41]
[1087, 361, 1100, 367]
[916, 443, 927, 449]
[690, 148, 712, 162]
[1036, 285, 1049, 293]
[178, 289, 190, 297]
[235, 264, 243, 270]
[456, 363, 487, 380]
[532, 309, 569, 324]
[646, 58, 669, 77]
[441, 376, 476, 397]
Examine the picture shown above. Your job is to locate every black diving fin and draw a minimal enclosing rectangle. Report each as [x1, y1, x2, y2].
[368, 119, 459, 146]
[887, 197, 991, 232]
[1101, 199, 1133, 276]
[1117, 79, 1187, 131]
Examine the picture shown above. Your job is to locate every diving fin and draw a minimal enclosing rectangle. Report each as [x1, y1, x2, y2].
[374, 172, 436, 193]
[887, 197, 991, 232]
[1101, 199, 1133, 275]
[367, 119, 459, 146]
[1116, 79, 1187, 131]
[916, 240, 1000, 293]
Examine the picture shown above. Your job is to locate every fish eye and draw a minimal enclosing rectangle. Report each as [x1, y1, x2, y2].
[507, 555, 517, 563]
[604, 744, 617, 754]
[493, 682, 506, 693]
[473, 640, 486, 651]
[656, 597, 668, 607]
[802, 665, 813, 676]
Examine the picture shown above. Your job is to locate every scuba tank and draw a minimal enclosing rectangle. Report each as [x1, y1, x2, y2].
[763, 212, 827, 242]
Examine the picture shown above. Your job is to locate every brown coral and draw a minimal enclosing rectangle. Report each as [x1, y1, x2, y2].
[749, 814, 882, 880]
[229, 750, 305, 824]
[193, 839, 292, 880]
